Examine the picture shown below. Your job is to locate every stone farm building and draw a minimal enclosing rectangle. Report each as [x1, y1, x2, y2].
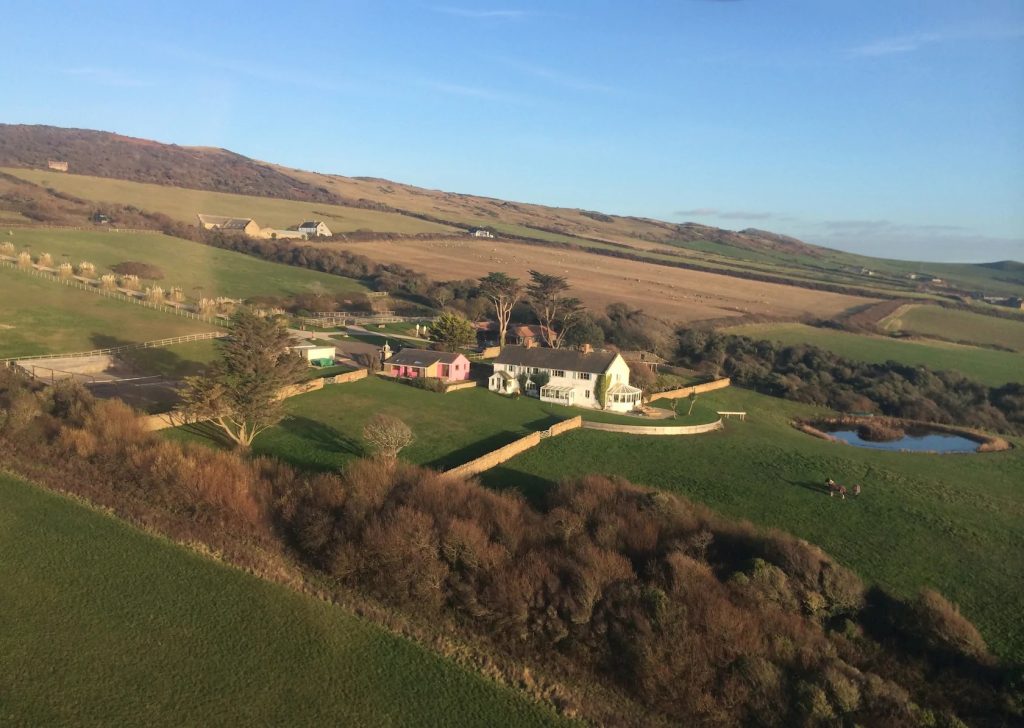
[197, 214, 263, 237]
[385, 349, 471, 382]
[298, 220, 332, 237]
[489, 346, 642, 412]
[196, 214, 306, 239]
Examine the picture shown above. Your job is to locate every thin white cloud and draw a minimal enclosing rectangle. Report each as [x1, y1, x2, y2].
[151, 43, 347, 92]
[495, 57, 615, 93]
[676, 207, 774, 220]
[432, 6, 529, 19]
[851, 26, 1024, 57]
[63, 67, 151, 88]
[422, 79, 528, 104]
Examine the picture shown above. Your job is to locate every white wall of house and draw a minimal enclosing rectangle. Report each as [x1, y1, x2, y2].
[488, 353, 634, 411]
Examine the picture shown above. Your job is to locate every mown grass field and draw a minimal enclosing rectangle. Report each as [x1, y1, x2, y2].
[5, 228, 367, 301]
[4, 167, 458, 235]
[725, 322, 1024, 386]
[172, 377, 718, 472]
[0, 269, 216, 358]
[0, 472, 562, 727]
[481, 386, 1024, 661]
[881, 304, 1024, 352]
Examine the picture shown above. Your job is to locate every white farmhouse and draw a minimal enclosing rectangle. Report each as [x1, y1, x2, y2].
[488, 346, 643, 412]
[298, 220, 333, 237]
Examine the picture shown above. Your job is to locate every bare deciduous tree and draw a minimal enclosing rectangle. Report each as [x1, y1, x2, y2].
[362, 414, 414, 459]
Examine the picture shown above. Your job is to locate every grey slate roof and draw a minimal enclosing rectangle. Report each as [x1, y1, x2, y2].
[492, 346, 618, 375]
[387, 348, 464, 367]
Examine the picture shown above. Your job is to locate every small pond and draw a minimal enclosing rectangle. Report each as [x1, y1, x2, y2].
[824, 426, 980, 453]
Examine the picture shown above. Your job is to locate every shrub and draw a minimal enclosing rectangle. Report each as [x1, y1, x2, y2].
[906, 589, 992, 663]
[37, 252, 53, 267]
[110, 261, 165, 280]
[407, 376, 446, 393]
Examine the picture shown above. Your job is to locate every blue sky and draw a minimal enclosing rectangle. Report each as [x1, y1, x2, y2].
[2, 1, 1022, 262]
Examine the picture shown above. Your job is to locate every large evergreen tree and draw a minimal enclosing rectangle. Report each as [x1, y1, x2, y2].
[176, 311, 306, 448]
[428, 312, 476, 352]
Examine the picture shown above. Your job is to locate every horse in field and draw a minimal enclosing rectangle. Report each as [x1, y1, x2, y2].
[826, 479, 848, 499]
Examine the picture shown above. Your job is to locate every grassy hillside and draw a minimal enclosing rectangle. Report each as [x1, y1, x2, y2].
[0, 472, 561, 727]
[725, 322, 1024, 386]
[0, 269, 216, 358]
[4, 228, 368, 300]
[4, 168, 458, 235]
[881, 304, 1024, 351]
[481, 386, 1024, 661]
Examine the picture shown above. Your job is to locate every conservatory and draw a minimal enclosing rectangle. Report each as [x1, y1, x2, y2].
[605, 382, 644, 412]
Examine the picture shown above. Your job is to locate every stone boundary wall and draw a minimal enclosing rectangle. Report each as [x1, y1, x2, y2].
[140, 376, 336, 431]
[276, 378, 325, 400]
[444, 416, 583, 479]
[582, 418, 724, 436]
[444, 380, 478, 393]
[649, 377, 731, 402]
[327, 369, 368, 384]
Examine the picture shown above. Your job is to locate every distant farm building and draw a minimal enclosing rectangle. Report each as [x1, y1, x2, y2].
[298, 220, 332, 237]
[47, 160, 69, 172]
[475, 321, 553, 348]
[196, 214, 305, 239]
[469, 228, 495, 238]
[197, 214, 263, 237]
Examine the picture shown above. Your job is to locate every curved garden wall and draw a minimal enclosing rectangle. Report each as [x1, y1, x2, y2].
[582, 418, 724, 436]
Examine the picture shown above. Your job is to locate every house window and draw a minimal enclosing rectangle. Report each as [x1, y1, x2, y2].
[507, 365, 516, 374]
[585, 390, 590, 398]
[552, 370, 565, 378]
[577, 372, 591, 381]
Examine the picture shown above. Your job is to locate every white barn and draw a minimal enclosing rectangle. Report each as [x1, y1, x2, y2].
[488, 346, 642, 412]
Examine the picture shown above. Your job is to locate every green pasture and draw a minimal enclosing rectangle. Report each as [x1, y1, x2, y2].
[4, 228, 367, 301]
[725, 322, 1024, 386]
[882, 304, 1024, 352]
[482, 386, 1024, 661]
[0, 269, 216, 358]
[4, 167, 458, 236]
[0, 472, 561, 727]
[173, 377, 718, 472]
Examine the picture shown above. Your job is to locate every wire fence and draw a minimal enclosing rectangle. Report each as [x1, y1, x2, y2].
[2, 331, 228, 365]
[0, 258, 230, 326]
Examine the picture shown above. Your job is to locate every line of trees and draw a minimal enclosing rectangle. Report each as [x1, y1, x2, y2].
[0, 369, 1017, 726]
[677, 328, 1024, 434]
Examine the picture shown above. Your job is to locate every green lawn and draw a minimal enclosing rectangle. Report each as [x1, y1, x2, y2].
[4, 167, 458, 235]
[4, 228, 368, 301]
[882, 304, 1024, 352]
[0, 269, 217, 358]
[481, 386, 1024, 662]
[725, 322, 1024, 386]
[0, 471, 563, 727]
[173, 377, 718, 472]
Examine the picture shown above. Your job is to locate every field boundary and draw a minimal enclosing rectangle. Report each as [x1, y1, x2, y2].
[2, 331, 226, 365]
[0, 258, 228, 327]
[582, 418, 724, 436]
[649, 378, 731, 401]
[444, 416, 583, 479]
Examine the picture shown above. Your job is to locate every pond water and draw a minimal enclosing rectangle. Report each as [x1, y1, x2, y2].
[824, 426, 980, 453]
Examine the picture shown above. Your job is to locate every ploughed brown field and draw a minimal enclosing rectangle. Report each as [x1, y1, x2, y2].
[328, 237, 876, 323]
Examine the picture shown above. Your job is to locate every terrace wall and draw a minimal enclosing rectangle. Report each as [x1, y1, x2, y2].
[649, 377, 731, 401]
[444, 416, 583, 479]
